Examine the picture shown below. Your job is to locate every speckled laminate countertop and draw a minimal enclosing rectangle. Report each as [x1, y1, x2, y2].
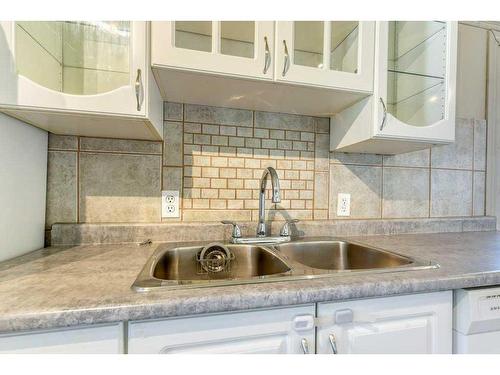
[2, 231, 500, 334]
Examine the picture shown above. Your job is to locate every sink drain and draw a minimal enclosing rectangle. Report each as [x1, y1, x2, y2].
[197, 243, 234, 274]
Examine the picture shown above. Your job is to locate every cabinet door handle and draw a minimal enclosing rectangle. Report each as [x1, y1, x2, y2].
[282, 40, 290, 77]
[379, 97, 387, 131]
[263, 36, 271, 74]
[300, 338, 309, 354]
[135, 68, 143, 111]
[329, 333, 338, 354]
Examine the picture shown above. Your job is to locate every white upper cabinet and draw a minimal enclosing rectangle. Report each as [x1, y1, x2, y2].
[152, 21, 275, 80]
[151, 21, 375, 116]
[275, 21, 374, 92]
[0, 21, 162, 140]
[331, 21, 458, 154]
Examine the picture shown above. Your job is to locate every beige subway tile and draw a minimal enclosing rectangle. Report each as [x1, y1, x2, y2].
[228, 179, 244, 189]
[291, 200, 305, 209]
[237, 127, 253, 137]
[228, 158, 245, 168]
[277, 160, 292, 169]
[210, 199, 227, 209]
[212, 135, 228, 146]
[184, 144, 200, 155]
[184, 122, 201, 133]
[307, 161, 315, 170]
[237, 168, 253, 179]
[202, 167, 219, 178]
[220, 168, 236, 178]
[220, 126, 237, 136]
[254, 128, 269, 138]
[182, 209, 252, 222]
[193, 155, 211, 166]
[193, 134, 211, 145]
[277, 140, 293, 150]
[183, 133, 193, 144]
[305, 200, 313, 209]
[237, 148, 253, 158]
[211, 178, 227, 188]
[183, 198, 192, 209]
[219, 146, 236, 155]
[253, 169, 263, 179]
[301, 132, 315, 142]
[219, 189, 236, 199]
[276, 169, 285, 179]
[245, 179, 260, 189]
[300, 170, 314, 180]
[261, 139, 277, 149]
[211, 156, 228, 167]
[300, 151, 314, 160]
[229, 137, 245, 147]
[245, 200, 260, 209]
[245, 138, 261, 148]
[261, 160, 277, 169]
[285, 131, 301, 141]
[300, 190, 314, 200]
[192, 199, 210, 209]
[184, 155, 193, 165]
[163, 121, 183, 166]
[201, 145, 218, 156]
[254, 149, 269, 158]
[269, 149, 285, 159]
[202, 124, 219, 135]
[308, 143, 315, 151]
[280, 180, 291, 189]
[306, 180, 314, 190]
[183, 177, 193, 188]
[184, 187, 200, 199]
[79, 153, 161, 223]
[292, 160, 307, 170]
[192, 177, 211, 187]
[270, 129, 285, 139]
[237, 190, 252, 199]
[245, 158, 261, 169]
[163, 166, 183, 191]
[284, 190, 300, 199]
[291, 180, 306, 189]
[285, 170, 300, 179]
[227, 200, 244, 209]
[286, 150, 300, 160]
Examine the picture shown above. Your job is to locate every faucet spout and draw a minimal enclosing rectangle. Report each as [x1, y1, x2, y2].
[257, 167, 281, 237]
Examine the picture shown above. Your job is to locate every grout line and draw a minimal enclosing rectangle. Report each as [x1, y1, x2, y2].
[76, 136, 80, 224]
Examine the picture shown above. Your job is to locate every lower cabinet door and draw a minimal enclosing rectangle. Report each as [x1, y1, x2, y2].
[316, 291, 452, 354]
[0, 323, 124, 354]
[128, 305, 316, 354]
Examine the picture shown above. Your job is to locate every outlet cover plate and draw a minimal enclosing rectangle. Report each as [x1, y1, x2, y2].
[337, 193, 351, 217]
[162, 190, 180, 218]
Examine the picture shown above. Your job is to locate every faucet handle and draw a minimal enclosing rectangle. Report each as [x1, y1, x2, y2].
[279, 219, 299, 237]
[221, 220, 242, 239]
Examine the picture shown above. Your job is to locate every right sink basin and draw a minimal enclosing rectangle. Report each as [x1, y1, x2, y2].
[274, 240, 414, 271]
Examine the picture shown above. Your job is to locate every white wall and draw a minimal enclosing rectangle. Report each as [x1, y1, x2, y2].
[0, 113, 47, 261]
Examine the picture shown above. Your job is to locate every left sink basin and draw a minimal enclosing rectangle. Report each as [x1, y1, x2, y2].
[132, 244, 292, 291]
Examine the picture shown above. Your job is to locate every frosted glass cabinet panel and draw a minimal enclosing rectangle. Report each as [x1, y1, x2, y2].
[15, 21, 131, 96]
[152, 21, 274, 80]
[276, 21, 374, 91]
[0, 21, 163, 140]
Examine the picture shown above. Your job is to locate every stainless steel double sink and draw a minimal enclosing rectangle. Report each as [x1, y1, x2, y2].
[132, 238, 438, 291]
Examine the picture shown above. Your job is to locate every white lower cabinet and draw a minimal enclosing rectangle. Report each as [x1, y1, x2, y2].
[316, 291, 452, 354]
[128, 305, 316, 354]
[0, 323, 124, 354]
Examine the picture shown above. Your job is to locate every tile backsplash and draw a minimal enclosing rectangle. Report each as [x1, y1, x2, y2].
[45, 102, 487, 234]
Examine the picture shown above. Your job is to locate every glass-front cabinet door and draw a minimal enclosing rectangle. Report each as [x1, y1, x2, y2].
[374, 21, 457, 141]
[275, 21, 375, 92]
[151, 21, 274, 80]
[0, 21, 147, 116]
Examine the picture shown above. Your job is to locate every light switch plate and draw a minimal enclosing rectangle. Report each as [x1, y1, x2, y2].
[337, 193, 351, 216]
[162, 190, 180, 218]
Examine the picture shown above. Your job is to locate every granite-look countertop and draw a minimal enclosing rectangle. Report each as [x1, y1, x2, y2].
[2, 231, 500, 334]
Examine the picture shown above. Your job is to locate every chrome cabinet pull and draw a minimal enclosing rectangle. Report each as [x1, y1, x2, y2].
[379, 97, 387, 131]
[282, 40, 290, 77]
[263, 36, 271, 74]
[329, 333, 338, 354]
[135, 69, 143, 111]
[300, 338, 309, 354]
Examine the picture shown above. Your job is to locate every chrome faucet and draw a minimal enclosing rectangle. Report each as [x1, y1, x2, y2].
[221, 167, 297, 244]
[257, 167, 281, 237]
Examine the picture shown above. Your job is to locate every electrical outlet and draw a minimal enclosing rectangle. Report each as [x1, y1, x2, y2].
[162, 190, 180, 218]
[337, 193, 351, 216]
